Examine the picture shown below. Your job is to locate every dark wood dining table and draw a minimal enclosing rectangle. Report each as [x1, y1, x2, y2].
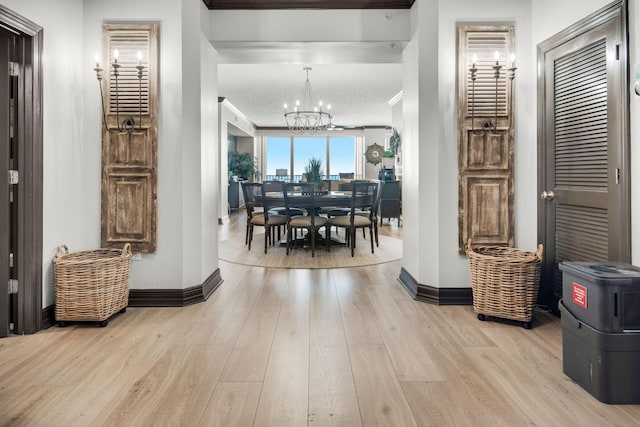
[261, 190, 353, 210]
[259, 190, 361, 247]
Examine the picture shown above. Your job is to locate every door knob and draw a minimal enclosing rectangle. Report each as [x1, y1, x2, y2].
[540, 190, 555, 200]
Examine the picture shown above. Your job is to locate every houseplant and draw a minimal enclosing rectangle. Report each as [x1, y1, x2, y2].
[230, 152, 256, 181]
[303, 156, 324, 185]
[389, 127, 401, 155]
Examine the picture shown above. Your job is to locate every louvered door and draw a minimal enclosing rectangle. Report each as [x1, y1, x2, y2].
[457, 26, 515, 253]
[538, 3, 629, 307]
[101, 24, 158, 252]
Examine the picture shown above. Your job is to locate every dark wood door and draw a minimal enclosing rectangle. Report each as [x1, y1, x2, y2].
[537, 2, 629, 308]
[0, 28, 11, 337]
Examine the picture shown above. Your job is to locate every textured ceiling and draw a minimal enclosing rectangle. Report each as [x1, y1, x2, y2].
[216, 41, 405, 129]
[218, 63, 403, 129]
[211, 2, 409, 130]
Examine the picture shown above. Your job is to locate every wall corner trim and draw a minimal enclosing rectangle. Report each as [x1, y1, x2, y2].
[398, 267, 472, 305]
[128, 268, 224, 307]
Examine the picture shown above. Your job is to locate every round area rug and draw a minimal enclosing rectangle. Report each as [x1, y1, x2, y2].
[219, 230, 402, 269]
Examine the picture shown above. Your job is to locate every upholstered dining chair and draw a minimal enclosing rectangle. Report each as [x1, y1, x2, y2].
[283, 183, 329, 257]
[241, 181, 287, 253]
[240, 182, 263, 247]
[257, 182, 288, 253]
[355, 179, 383, 247]
[327, 181, 378, 257]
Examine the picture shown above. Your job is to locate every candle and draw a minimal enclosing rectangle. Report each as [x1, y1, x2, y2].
[94, 53, 101, 68]
[510, 53, 516, 68]
[284, 103, 288, 112]
[137, 51, 142, 66]
[471, 54, 477, 68]
[494, 50, 500, 65]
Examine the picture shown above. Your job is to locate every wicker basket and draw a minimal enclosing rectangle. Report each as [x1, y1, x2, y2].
[466, 239, 543, 328]
[54, 243, 132, 324]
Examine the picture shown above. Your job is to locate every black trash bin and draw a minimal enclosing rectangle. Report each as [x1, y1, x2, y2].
[560, 262, 640, 333]
[558, 261, 640, 404]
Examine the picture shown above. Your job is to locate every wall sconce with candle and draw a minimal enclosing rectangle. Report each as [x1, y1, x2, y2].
[468, 50, 517, 135]
[94, 48, 146, 134]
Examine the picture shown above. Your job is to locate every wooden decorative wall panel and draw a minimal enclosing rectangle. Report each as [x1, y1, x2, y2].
[457, 25, 514, 253]
[101, 24, 158, 252]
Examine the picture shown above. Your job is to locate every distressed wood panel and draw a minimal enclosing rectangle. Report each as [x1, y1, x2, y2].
[460, 175, 511, 247]
[464, 131, 509, 170]
[101, 24, 158, 252]
[457, 25, 515, 253]
[108, 130, 151, 168]
[104, 174, 154, 244]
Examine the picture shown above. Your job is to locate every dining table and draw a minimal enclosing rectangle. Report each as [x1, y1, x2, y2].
[259, 190, 365, 247]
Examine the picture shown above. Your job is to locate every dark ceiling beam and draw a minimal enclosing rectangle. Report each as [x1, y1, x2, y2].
[203, 0, 415, 10]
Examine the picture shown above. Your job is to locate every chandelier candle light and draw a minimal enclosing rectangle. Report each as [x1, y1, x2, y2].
[94, 49, 145, 133]
[284, 67, 333, 135]
[468, 50, 516, 135]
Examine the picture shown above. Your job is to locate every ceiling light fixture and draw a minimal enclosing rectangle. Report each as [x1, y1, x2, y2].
[283, 67, 333, 135]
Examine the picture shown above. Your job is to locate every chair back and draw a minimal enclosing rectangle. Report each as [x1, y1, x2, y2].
[350, 181, 379, 223]
[263, 180, 284, 191]
[283, 183, 320, 225]
[241, 182, 263, 218]
[261, 181, 285, 223]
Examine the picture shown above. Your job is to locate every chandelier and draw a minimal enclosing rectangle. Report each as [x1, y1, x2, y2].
[94, 48, 145, 133]
[468, 51, 516, 135]
[283, 67, 333, 135]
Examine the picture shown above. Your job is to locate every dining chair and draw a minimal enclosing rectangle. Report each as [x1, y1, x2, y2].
[379, 180, 401, 226]
[241, 181, 286, 253]
[355, 179, 383, 247]
[258, 182, 288, 253]
[240, 182, 263, 247]
[327, 181, 378, 257]
[283, 183, 329, 257]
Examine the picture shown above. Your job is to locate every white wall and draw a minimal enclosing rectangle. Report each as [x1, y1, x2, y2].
[531, 0, 613, 44]
[402, 0, 441, 286]
[438, 0, 534, 288]
[363, 128, 389, 180]
[4, 0, 221, 306]
[218, 100, 257, 221]
[1, 0, 86, 307]
[83, 0, 187, 291]
[200, 33, 219, 280]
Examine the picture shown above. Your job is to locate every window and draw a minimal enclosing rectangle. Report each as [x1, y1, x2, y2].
[265, 137, 291, 181]
[294, 137, 326, 181]
[329, 137, 355, 179]
[265, 135, 355, 182]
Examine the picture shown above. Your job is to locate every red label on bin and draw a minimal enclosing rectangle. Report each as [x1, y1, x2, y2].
[572, 282, 587, 309]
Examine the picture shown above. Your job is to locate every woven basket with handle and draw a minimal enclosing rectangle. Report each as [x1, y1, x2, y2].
[53, 243, 132, 323]
[466, 239, 543, 325]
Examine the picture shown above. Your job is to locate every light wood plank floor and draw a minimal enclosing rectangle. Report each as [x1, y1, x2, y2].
[1, 216, 639, 426]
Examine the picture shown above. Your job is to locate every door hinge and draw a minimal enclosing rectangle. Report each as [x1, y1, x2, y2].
[9, 253, 13, 268]
[8, 170, 18, 185]
[9, 61, 19, 77]
[615, 44, 620, 60]
[615, 168, 620, 185]
[8, 279, 18, 294]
